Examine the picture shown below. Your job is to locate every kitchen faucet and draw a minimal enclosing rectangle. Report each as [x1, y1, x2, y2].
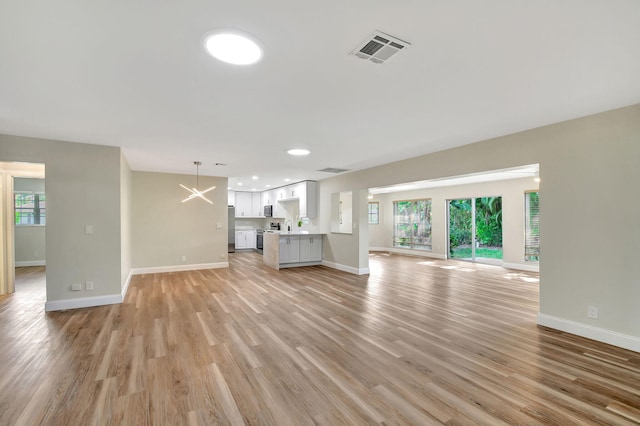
[284, 220, 292, 231]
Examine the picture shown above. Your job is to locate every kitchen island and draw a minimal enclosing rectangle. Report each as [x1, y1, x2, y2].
[263, 231, 324, 270]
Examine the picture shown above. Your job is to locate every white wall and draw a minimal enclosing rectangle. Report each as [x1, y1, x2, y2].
[369, 177, 539, 270]
[131, 171, 228, 270]
[13, 177, 46, 266]
[0, 135, 125, 308]
[318, 104, 640, 351]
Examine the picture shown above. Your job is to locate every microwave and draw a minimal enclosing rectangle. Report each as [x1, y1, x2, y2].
[264, 205, 273, 217]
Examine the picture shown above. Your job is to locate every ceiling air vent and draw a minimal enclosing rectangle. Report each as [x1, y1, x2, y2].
[318, 167, 350, 174]
[350, 31, 411, 64]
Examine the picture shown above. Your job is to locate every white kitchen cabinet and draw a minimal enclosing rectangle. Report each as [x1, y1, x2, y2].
[235, 192, 252, 217]
[298, 181, 317, 218]
[299, 235, 322, 262]
[299, 235, 311, 262]
[236, 230, 257, 249]
[275, 187, 287, 201]
[247, 229, 257, 249]
[235, 231, 248, 249]
[235, 191, 263, 217]
[278, 235, 300, 263]
[262, 190, 273, 208]
[252, 192, 262, 217]
[228, 190, 235, 206]
[309, 235, 322, 261]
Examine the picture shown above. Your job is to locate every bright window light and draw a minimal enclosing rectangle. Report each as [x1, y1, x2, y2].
[204, 32, 263, 65]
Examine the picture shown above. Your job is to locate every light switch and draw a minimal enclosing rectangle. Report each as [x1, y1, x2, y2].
[85, 225, 93, 235]
[217, 223, 223, 229]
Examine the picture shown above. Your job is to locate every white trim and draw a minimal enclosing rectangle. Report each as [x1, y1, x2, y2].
[321, 260, 370, 275]
[369, 247, 447, 260]
[537, 313, 640, 353]
[122, 270, 132, 299]
[14, 260, 46, 267]
[503, 262, 539, 272]
[45, 294, 122, 312]
[131, 262, 229, 275]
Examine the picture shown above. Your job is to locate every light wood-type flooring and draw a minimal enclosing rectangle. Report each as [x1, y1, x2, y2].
[2, 254, 639, 425]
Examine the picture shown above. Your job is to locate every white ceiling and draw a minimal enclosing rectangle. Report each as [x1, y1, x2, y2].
[1, 1, 639, 191]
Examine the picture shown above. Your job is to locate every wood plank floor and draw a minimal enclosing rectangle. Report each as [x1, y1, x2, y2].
[2, 254, 639, 425]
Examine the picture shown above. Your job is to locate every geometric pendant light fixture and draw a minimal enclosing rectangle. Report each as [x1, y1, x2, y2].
[180, 161, 216, 204]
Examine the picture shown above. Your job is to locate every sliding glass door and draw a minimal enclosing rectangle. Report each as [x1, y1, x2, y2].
[448, 197, 503, 263]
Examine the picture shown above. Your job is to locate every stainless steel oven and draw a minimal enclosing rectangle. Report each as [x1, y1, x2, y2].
[256, 229, 263, 254]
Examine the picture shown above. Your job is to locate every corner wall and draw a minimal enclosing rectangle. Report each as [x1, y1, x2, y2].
[0, 134, 124, 310]
[131, 171, 229, 272]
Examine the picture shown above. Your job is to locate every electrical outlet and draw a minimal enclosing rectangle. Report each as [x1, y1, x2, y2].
[216, 223, 222, 229]
[71, 283, 82, 291]
[86, 281, 94, 291]
[220, 254, 226, 259]
[587, 305, 599, 319]
[181, 255, 187, 262]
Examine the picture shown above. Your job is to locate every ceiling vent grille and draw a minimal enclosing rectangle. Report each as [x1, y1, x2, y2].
[350, 31, 411, 64]
[318, 167, 350, 174]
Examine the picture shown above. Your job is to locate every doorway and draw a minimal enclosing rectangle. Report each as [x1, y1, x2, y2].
[448, 196, 503, 264]
[0, 162, 45, 297]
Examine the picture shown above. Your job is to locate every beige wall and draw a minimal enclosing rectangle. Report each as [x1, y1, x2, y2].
[369, 177, 539, 269]
[120, 153, 132, 286]
[319, 104, 640, 345]
[14, 227, 46, 265]
[0, 135, 124, 303]
[131, 171, 228, 269]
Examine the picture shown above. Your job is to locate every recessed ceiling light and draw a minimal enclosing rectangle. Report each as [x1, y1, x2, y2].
[203, 32, 263, 65]
[287, 149, 310, 156]
[252, 176, 258, 180]
[252, 188, 257, 191]
[266, 184, 271, 188]
[237, 182, 243, 186]
[284, 178, 291, 182]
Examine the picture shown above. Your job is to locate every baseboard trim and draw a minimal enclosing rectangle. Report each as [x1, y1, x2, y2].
[321, 260, 369, 275]
[131, 262, 229, 275]
[15, 260, 46, 267]
[45, 294, 123, 312]
[503, 262, 539, 272]
[368, 247, 447, 260]
[122, 270, 132, 299]
[537, 313, 640, 353]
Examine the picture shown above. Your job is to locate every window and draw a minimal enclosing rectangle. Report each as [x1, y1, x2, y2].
[15, 193, 46, 225]
[368, 202, 379, 225]
[393, 199, 432, 250]
[525, 191, 539, 261]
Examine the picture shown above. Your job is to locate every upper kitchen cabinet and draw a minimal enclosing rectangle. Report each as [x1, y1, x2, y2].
[298, 181, 317, 218]
[252, 192, 262, 217]
[228, 190, 236, 206]
[275, 181, 317, 218]
[235, 191, 252, 217]
[275, 187, 287, 201]
[262, 190, 274, 207]
[234, 191, 264, 217]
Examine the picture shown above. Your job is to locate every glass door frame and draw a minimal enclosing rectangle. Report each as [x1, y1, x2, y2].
[447, 195, 503, 264]
[447, 198, 476, 261]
